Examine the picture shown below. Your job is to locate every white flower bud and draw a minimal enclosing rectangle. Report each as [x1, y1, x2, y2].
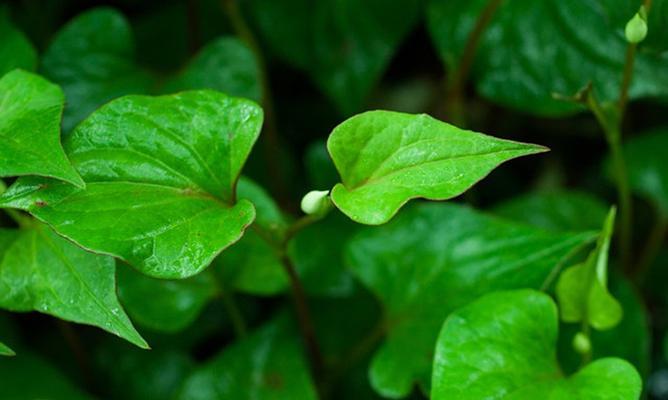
[300, 190, 331, 216]
[625, 11, 647, 44]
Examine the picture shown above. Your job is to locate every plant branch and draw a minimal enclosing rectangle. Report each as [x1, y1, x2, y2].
[222, 0, 288, 204]
[220, 286, 248, 338]
[444, 0, 503, 125]
[632, 215, 667, 282]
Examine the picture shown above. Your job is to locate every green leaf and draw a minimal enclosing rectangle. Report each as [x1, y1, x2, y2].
[0, 340, 13, 356]
[328, 110, 547, 225]
[556, 208, 622, 330]
[493, 190, 609, 232]
[214, 177, 288, 295]
[246, 0, 423, 115]
[117, 262, 218, 333]
[0, 90, 262, 279]
[345, 203, 596, 397]
[0, 70, 83, 186]
[177, 315, 318, 400]
[432, 290, 642, 399]
[621, 128, 668, 218]
[0, 8, 37, 76]
[0, 224, 147, 348]
[41, 7, 154, 132]
[427, 0, 668, 115]
[0, 351, 93, 399]
[162, 37, 261, 102]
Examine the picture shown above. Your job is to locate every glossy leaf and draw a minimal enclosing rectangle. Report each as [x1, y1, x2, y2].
[621, 128, 668, 218]
[493, 190, 608, 232]
[0, 340, 13, 356]
[345, 203, 596, 397]
[163, 37, 261, 102]
[177, 315, 318, 400]
[556, 208, 622, 330]
[0, 351, 93, 399]
[117, 263, 218, 333]
[0, 8, 37, 76]
[41, 7, 154, 132]
[0, 224, 146, 348]
[432, 290, 642, 399]
[0, 70, 83, 186]
[428, 0, 668, 116]
[247, 0, 423, 114]
[0, 90, 262, 279]
[328, 110, 547, 224]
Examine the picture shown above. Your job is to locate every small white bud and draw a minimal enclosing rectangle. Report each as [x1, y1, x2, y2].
[625, 11, 647, 44]
[572, 332, 592, 355]
[300, 190, 331, 216]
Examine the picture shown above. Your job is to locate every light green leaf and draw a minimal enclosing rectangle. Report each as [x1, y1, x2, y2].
[427, 0, 668, 116]
[162, 37, 261, 102]
[0, 8, 37, 76]
[247, 0, 423, 115]
[432, 290, 642, 399]
[0, 224, 147, 349]
[0, 90, 262, 279]
[0, 70, 83, 186]
[328, 110, 547, 225]
[493, 190, 608, 232]
[345, 203, 596, 397]
[177, 315, 318, 400]
[621, 129, 668, 218]
[41, 7, 154, 132]
[556, 208, 622, 330]
[0, 340, 13, 356]
[0, 351, 93, 399]
[117, 262, 217, 333]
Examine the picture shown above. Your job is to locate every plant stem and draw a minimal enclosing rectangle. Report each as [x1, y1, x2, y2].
[186, 0, 201, 55]
[444, 0, 503, 125]
[57, 320, 94, 391]
[222, 0, 287, 204]
[633, 216, 667, 282]
[617, 44, 636, 120]
[220, 286, 248, 338]
[279, 254, 325, 389]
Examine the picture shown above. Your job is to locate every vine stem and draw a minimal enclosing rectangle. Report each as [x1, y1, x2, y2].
[220, 286, 248, 338]
[632, 215, 667, 282]
[444, 0, 503, 125]
[222, 0, 288, 204]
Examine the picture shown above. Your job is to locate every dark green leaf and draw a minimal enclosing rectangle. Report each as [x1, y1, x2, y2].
[0, 70, 83, 186]
[432, 290, 641, 399]
[0, 340, 13, 356]
[328, 110, 546, 225]
[0, 224, 147, 348]
[162, 37, 261, 102]
[0, 8, 36, 76]
[0, 90, 262, 279]
[41, 7, 154, 132]
[0, 351, 93, 399]
[621, 128, 668, 218]
[427, 0, 668, 115]
[246, 0, 423, 114]
[345, 203, 596, 397]
[117, 262, 218, 333]
[493, 190, 609, 232]
[177, 315, 318, 400]
[556, 208, 622, 330]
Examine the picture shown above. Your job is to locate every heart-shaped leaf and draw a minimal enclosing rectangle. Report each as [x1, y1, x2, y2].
[0, 90, 262, 279]
[428, 0, 668, 116]
[246, 0, 423, 115]
[0, 8, 36, 76]
[177, 315, 318, 400]
[432, 290, 641, 399]
[0, 70, 83, 186]
[620, 128, 668, 218]
[117, 262, 218, 333]
[0, 224, 147, 348]
[556, 207, 622, 330]
[0, 341, 13, 356]
[328, 110, 546, 224]
[345, 202, 596, 397]
[41, 7, 154, 132]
